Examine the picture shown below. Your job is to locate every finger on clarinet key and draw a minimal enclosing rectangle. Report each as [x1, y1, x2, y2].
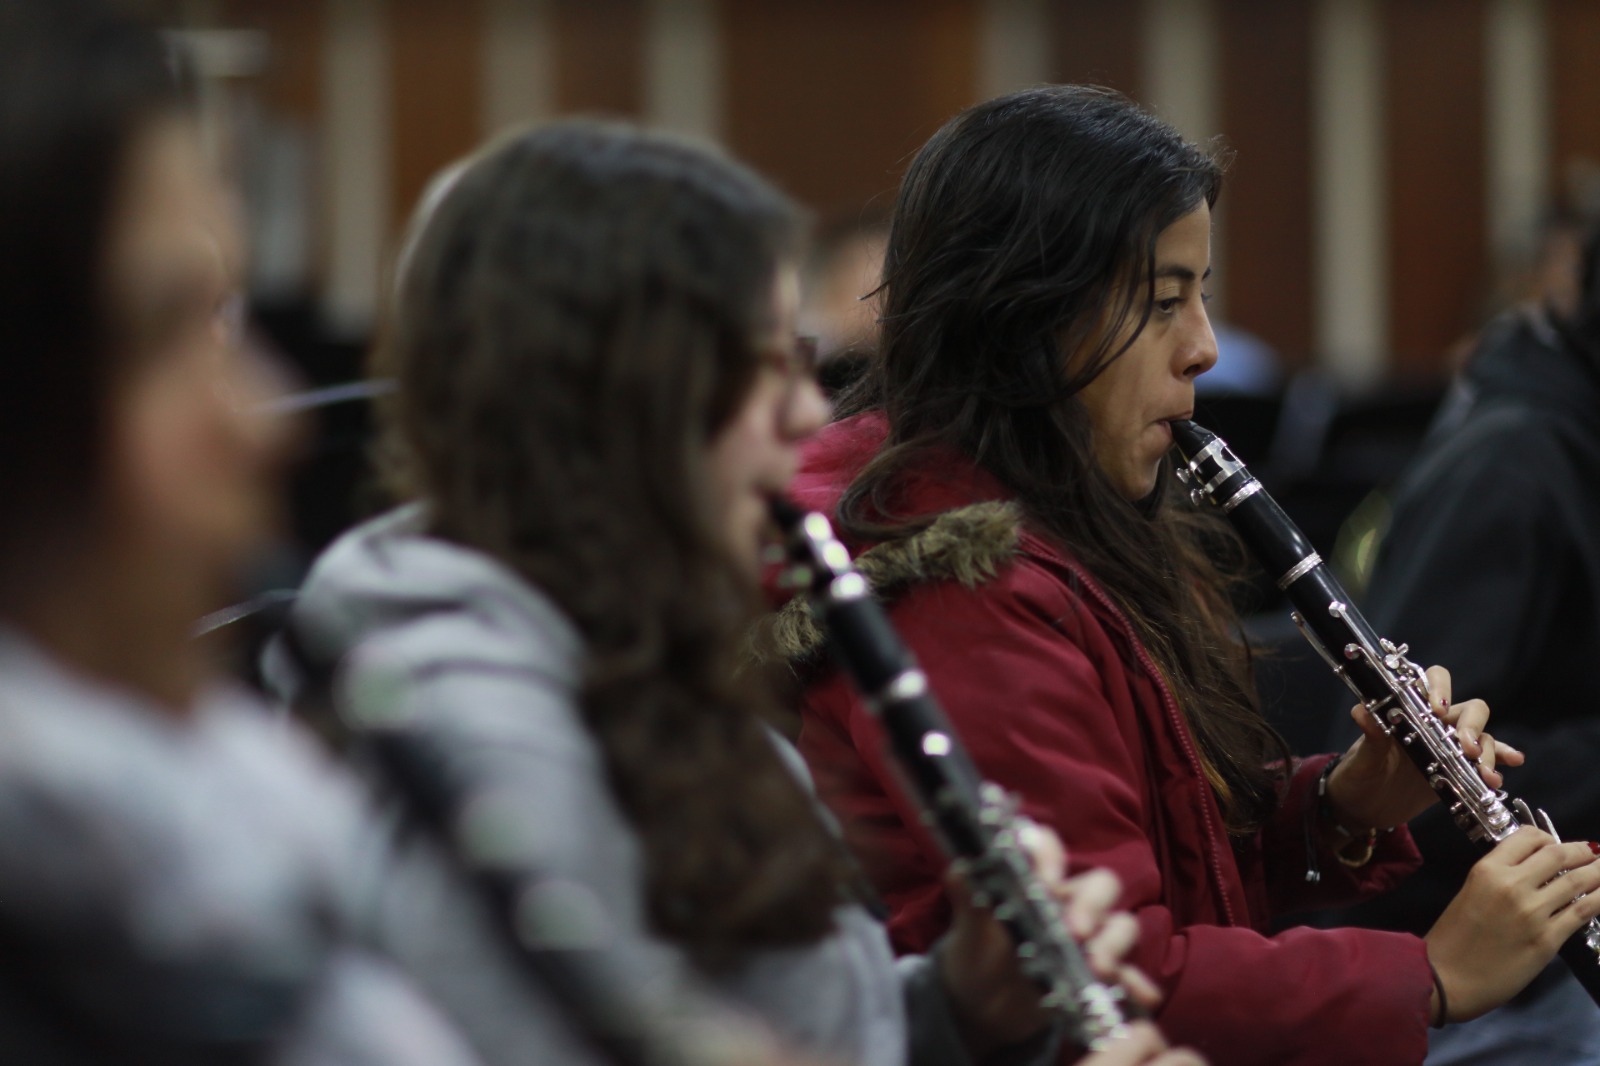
[1476, 732, 1501, 786]
[1424, 664, 1453, 712]
[1060, 868, 1122, 941]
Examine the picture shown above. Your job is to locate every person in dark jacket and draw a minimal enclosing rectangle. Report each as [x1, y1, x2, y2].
[1326, 225, 1600, 1064]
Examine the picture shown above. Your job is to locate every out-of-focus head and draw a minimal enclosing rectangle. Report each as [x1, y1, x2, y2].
[384, 122, 849, 957]
[868, 85, 1223, 499]
[384, 119, 821, 582]
[0, 0, 284, 613]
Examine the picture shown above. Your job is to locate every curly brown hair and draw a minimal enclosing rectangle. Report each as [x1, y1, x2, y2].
[378, 120, 853, 964]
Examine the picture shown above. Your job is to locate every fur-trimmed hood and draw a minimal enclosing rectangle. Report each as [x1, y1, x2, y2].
[753, 501, 1024, 667]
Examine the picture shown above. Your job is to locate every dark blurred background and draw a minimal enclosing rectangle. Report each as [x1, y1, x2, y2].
[144, 0, 1600, 742]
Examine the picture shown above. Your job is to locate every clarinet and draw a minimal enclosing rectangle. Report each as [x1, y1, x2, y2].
[1169, 419, 1600, 1007]
[770, 498, 1140, 1051]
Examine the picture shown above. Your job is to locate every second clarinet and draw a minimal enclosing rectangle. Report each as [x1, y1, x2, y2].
[1169, 418, 1600, 1007]
[770, 498, 1140, 1051]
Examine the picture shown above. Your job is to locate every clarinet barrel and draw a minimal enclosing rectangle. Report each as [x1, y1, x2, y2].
[1169, 418, 1600, 1008]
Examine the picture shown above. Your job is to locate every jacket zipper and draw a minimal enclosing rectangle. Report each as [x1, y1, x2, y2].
[1019, 533, 1241, 929]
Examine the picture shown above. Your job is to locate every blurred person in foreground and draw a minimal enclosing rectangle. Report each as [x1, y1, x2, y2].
[1325, 225, 1600, 1064]
[0, 2, 480, 1062]
[278, 118, 1200, 1066]
[767, 84, 1600, 1066]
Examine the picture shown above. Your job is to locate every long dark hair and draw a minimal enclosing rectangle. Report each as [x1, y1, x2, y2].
[839, 85, 1289, 833]
[380, 121, 852, 962]
[0, 0, 188, 600]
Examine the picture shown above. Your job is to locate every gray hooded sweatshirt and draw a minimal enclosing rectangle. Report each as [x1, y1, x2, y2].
[276, 505, 1020, 1066]
[0, 626, 482, 1066]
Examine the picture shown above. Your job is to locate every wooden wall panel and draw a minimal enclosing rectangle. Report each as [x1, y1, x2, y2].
[720, 0, 980, 218]
[552, 0, 646, 116]
[1384, 0, 1487, 378]
[1217, 0, 1313, 363]
[1053, 0, 1142, 96]
[1549, 0, 1600, 214]
[389, 0, 483, 228]
[232, 0, 323, 123]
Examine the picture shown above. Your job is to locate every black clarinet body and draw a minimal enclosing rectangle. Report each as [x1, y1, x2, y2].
[1169, 418, 1600, 1007]
[770, 498, 1140, 1051]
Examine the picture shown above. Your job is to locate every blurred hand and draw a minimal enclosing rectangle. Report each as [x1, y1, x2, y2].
[938, 823, 1161, 1057]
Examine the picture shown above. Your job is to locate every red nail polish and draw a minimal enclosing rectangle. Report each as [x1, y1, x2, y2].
[1587, 842, 1600, 856]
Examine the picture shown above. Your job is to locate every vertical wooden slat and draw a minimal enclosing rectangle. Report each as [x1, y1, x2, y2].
[1054, 0, 1142, 96]
[1312, 0, 1387, 383]
[644, 0, 722, 139]
[720, 0, 979, 218]
[321, 0, 391, 333]
[224, 0, 327, 303]
[483, 0, 557, 136]
[1548, 0, 1600, 213]
[389, 0, 484, 229]
[233, 0, 322, 124]
[1142, 0, 1220, 144]
[1484, 0, 1551, 273]
[980, 0, 1054, 100]
[552, 0, 647, 115]
[1217, 0, 1314, 364]
[1384, 0, 1487, 377]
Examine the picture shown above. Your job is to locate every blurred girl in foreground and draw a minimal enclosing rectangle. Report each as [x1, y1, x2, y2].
[0, 2, 484, 1062]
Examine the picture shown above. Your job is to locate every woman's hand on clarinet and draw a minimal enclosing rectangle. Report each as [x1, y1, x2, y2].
[938, 824, 1197, 1062]
[1425, 826, 1600, 1023]
[1327, 664, 1523, 832]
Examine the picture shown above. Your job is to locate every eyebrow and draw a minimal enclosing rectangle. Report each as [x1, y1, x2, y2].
[1154, 264, 1212, 283]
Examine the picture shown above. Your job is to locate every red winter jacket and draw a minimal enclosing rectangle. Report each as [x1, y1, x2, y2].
[787, 412, 1434, 1066]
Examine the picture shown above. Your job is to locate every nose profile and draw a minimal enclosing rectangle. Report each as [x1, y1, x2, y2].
[1183, 307, 1219, 381]
[783, 374, 831, 440]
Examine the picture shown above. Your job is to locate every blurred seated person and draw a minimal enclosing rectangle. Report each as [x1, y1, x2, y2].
[0, 3, 479, 1062]
[1324, 223, 1600, 1065]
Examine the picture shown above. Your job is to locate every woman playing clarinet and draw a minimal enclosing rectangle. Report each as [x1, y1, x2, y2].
[778, 84, 1600, 1066]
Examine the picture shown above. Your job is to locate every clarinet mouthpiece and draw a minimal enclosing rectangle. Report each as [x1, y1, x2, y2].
[1167, 418, 1214, 459]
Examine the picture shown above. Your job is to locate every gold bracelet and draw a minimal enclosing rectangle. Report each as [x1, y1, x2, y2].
[1317, 755, 1382, 867]
[1331, 825, 1378, 867]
